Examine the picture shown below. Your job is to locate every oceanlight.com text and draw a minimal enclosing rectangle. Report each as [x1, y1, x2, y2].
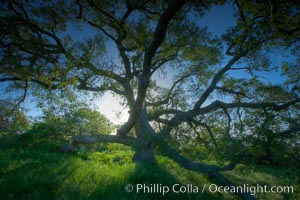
[208, 184, 294, 196]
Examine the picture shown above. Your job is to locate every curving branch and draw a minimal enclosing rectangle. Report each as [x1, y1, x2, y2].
[193, 50, 248, 111]
[73, 134, 138, 147]
[153, 137, 255, 200]
[150, 55, 178, 75]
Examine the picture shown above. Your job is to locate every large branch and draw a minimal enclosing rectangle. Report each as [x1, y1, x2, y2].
[193, 51, 247, 111]
[116, 110, 138, 137]
[144, 0, 186, 66]
[159, 98, 300, 138]
[73, 134, 138, 147]
[154, 137, 256, 200]
[200, 99, 300, 114]
[136, 0, 186, 105]
[77, 61, 124, 83]
[77, 79, 125, 96]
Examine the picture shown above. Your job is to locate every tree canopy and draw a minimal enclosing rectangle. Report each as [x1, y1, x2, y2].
[1, 1, 300, 199]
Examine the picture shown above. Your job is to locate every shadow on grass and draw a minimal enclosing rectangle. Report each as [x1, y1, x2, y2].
[89, 161, 221, 200]
[0, 134, 222, 200]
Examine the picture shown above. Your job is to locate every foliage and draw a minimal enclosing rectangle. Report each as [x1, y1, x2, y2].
[0, 99, 29, 134]
[23, 106, 115, 142]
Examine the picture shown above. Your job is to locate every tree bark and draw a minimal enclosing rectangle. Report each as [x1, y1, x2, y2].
[132, 108, 157, 163]
[132, 140, 155, 163]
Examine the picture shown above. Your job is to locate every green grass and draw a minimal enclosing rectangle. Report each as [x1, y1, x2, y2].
[0, 133, 299, 200]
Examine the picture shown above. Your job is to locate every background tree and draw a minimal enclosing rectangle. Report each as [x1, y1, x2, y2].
[0, 99, 29, 134]
[22, 104, 115, 154]
[1, 1, 300, 199]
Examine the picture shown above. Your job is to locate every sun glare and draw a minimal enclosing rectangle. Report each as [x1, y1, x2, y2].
[98, 92, 129, 125]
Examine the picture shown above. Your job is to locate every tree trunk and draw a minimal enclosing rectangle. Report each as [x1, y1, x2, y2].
[132, 108, 156, 163]
[132, 140, 155, 163]
[265, 147, 274, 163]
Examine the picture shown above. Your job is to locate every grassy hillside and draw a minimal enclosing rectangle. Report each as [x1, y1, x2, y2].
[0, 133, 299, 200]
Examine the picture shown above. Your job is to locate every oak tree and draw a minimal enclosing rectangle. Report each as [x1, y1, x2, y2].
[1, 1, 300, 199]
